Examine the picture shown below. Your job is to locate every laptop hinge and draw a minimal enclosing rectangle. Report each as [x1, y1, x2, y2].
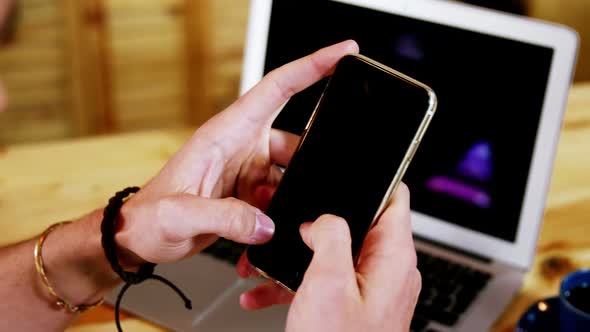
[413, 235, 492, 264]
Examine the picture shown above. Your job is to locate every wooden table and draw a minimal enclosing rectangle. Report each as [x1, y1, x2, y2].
[1, 83, 589, 331]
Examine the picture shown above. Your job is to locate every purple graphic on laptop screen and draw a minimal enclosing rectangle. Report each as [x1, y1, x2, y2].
[426, 141, 493, 208]
[458, 141, 492, 182]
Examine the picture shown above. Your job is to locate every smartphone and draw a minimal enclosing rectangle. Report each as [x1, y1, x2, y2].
[247, 54, 437, 292]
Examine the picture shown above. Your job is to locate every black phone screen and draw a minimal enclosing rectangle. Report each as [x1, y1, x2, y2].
[247, 55, 433, 291]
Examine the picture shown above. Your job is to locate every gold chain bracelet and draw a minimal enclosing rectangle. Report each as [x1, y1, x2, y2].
[34, 221, 104, 313]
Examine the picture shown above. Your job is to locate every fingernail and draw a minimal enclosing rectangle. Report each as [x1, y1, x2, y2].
[299, 222, 312, 244]
[299, 222, 311, 233]
[253, 210, 275, 241]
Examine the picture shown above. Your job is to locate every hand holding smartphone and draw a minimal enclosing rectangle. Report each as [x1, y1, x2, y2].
[247, 54, 437, 292]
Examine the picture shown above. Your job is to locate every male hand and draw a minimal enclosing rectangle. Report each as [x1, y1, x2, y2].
[114, 41, 360, 266]
[238, 185, 422, 332]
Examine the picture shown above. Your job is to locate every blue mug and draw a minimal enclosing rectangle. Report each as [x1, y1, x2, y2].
[559, 269, 590, 331]
[517, 269, 590, 331]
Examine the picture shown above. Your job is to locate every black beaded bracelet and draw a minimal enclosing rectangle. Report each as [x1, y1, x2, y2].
[101, 187, 192, 332]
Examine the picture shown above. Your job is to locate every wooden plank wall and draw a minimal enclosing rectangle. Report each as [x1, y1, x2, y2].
[528, 0, 590, 81]
[0, 0, 251, 145]
[207, 0, 250, 112]
[108, 0, 189, 131]
[0, 0, 586, 145]
[0, 0, 71, 143]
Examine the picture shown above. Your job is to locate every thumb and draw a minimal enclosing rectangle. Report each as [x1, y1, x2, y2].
[299, 215, 357, 293]
[155, 194, 275, 245]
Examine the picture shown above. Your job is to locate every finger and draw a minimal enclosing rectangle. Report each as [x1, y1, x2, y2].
[152, 194, 276, 245]
[356, 183, 417, 296]
[269, 129, 300, 167]
[265, 164, 285, 189]
[299, 222, 312, 237]
[252, 184, 277, 212]
[299, 215, 358, 295]
[239, 281, 294, 310]
[372, 183, 414, 249]
[236, 252, 259, 279]
[229, 40, 359, 125]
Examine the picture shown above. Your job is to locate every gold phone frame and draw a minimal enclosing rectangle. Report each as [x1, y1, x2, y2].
[252, 54, 437, 294]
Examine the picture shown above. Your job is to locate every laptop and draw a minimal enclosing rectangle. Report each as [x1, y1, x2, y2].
[107, 0, 578, 331]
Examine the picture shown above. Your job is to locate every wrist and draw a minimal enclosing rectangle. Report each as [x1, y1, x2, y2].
[39, 210, 121, 306]
[114, 200, 148, 269]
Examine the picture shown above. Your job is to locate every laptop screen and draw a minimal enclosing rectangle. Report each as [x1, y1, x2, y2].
[264, 0, 554, 243]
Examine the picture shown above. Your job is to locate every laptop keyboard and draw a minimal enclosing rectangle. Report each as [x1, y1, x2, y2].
[411, 251, 492, 331]
[202, 239, 491, 331]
